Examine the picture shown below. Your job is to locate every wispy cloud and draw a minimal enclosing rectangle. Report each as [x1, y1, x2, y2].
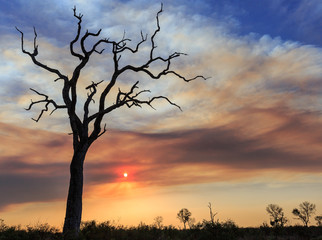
[1, 107, 321, 209]
[2, 0, 321, 132]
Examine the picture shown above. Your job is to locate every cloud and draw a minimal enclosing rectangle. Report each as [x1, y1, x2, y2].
[73, 109, 321, 203]
[1, 0, 322, 215]
[2, 0, 322, 134]
[90, 106, 322, 181]
[0, 173, 68, 211]
[1, 95, 322, 208]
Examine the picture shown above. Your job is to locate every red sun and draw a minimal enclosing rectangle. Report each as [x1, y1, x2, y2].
[123, 172, 128, 178]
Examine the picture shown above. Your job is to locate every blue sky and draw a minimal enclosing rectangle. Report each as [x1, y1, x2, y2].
[2, 0, 322, 46]
[0, 0, 322, 228]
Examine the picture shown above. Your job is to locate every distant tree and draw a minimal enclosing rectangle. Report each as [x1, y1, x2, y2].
[153, 216, 163, 229]
[266, 204, 288, 227]
[315, 215, 322, 226]
[16, 4, 206, 239]
[292, 201, 316, 227]
[177, 208, 192, 229]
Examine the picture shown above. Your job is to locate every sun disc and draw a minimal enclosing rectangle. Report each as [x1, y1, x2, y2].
[123, 172, 128, 177]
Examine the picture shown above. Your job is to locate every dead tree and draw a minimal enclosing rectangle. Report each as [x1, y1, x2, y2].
[208, 202, 218, 225]
[16, 4, 207, 239]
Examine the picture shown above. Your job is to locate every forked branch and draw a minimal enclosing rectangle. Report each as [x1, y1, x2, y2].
[118, 3, 209, 82]
[25, 88, 67, 122]
[115, 30, 148, 54]
[70, 6, 107, 58]
[83, 80, 104, 121]
[15, 27, 67, 80]
[87, 3, 208, 140]
[70, 6, 84, 60]
[88, 80, 181, 124]
[19, 4, 208, 142]
[117, 81, 182, 110]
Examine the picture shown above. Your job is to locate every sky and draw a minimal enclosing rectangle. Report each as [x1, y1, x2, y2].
[0, 0, 322, 229]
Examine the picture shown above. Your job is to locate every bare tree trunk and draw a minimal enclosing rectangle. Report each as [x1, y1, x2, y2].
[63, 144, 89, 239]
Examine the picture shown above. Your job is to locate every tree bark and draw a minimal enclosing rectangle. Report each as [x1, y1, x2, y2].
[63, 143, 89, 239]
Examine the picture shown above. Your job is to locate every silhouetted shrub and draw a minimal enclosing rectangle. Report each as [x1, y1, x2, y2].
[0, 221, 62, 240]
[80, 220, 117, 240]
[1, 219, 322, 240]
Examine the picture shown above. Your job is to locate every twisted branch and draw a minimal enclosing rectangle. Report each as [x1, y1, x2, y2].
[15, 27, 67, 80]
[83, 80, 104, 122]
[25, 88, 67, 122]
[116, 30, 148, 54]
[118, 81, 182, 110]
[70, 6, 84, 60]
[18, 4, 208, 142]
[150, 3, 163, 59]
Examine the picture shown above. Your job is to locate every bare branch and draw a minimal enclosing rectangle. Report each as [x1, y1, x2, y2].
[208, 203, 218, 225]
[25, 88, 67, 122]
[120, 82, 182, 110]
[118, 81, 140, 103]
[126, 95, 182, 111]
[166, 71, 210, 82]
[80, 29, 102, 55]
[150, 3, 163, 59]
[54, 77, 65, 82]
[33, 27, 38, 53]
[70, 7, 114, 58]
[89, 38, 115, 56]
[115, 3, 209, 83]
[119, 49, 210, 82]
[94, 48, 105, 54]
[15, 26, 36, 55]
[83, 80, 104, 122]
[116, 30, 148, 54]
[16, 27, 68, 80]
[85, 80, 104, 91]
[70, 6, 84, 60]
[88, 80, 181, 125]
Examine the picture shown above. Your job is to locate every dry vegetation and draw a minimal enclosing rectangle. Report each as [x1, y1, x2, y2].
[1, 218, 322, 240]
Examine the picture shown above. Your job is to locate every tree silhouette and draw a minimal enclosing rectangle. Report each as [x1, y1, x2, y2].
[177, 208, 192, 229]
[16, 4, 206, 239]
[292, 201, 316, 227]
[315, 215, 322, 226]
[266, 204, 288, 227]
[153, 216, 163, 229]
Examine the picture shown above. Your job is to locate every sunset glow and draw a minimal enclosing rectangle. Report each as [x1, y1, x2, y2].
[0, 0, 322, 230]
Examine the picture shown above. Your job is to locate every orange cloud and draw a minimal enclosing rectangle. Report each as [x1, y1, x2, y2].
[1, 97, 322, 210]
